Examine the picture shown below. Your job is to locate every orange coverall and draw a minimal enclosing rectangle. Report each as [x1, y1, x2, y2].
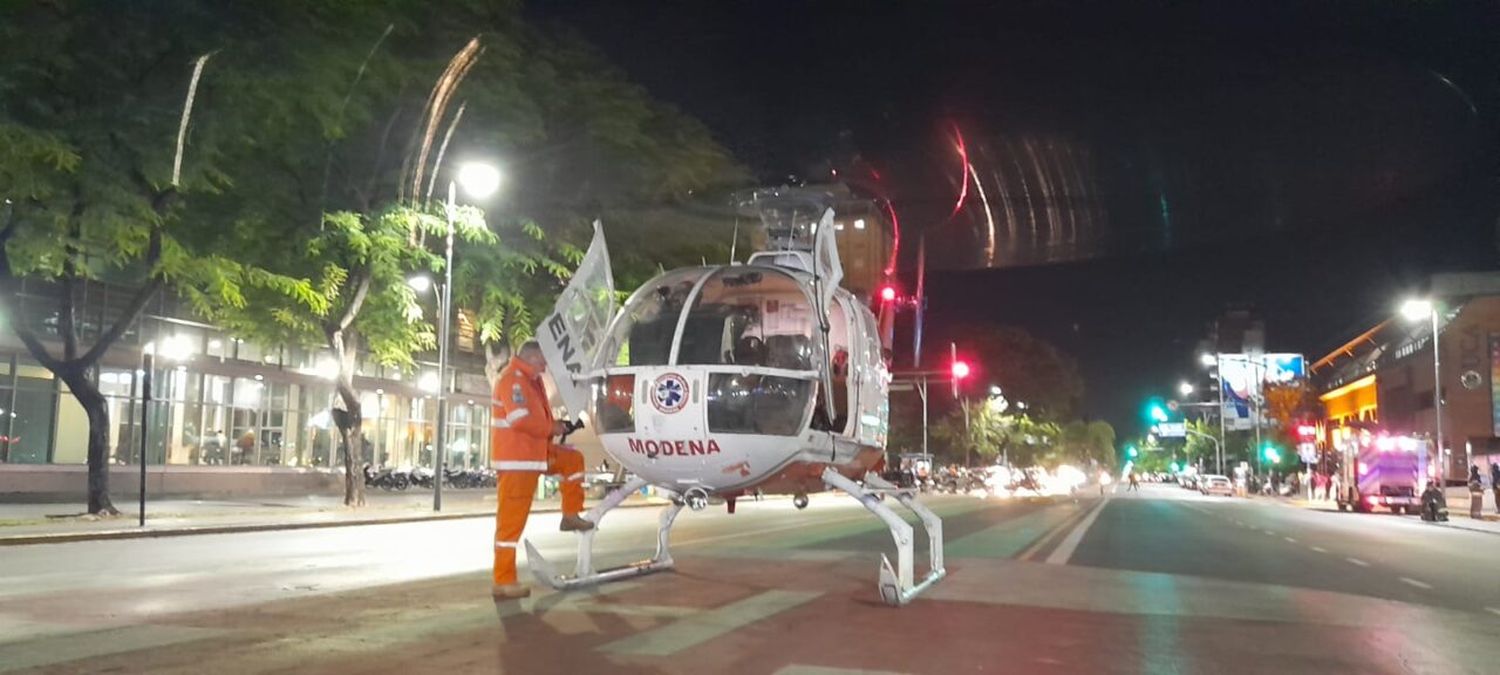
[491, 356, 586, 586]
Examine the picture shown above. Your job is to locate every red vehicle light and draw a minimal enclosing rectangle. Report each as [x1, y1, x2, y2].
[1365, 495, 1381, 506]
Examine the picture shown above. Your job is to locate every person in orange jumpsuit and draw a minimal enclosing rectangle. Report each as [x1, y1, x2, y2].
[490, 341, 593, 600]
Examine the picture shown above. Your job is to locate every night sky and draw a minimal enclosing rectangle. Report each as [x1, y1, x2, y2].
[532, 1, 1500, 434]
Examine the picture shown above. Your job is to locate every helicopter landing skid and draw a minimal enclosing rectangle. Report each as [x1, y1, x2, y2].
[525, 476, 684, 590]
[822, 467, 946, 607]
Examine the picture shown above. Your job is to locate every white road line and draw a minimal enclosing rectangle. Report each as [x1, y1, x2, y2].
[1346, 557, 1370, 567]
[1311, 546, 1328, 553]
[1399, 577, 1433, 590]
[1283, 537, 1297, 544]
[1485, 607, 1500, 617]
[1045, 498, 1108, 565]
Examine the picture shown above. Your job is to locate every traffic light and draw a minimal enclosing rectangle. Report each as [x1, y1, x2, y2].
[878, 284, 898, 303]
[1169, 461, 1180, 473]
[1261, 442, 1281, 464]
[951, 360, 971, 380]
[1296, 424, 1317, 441]
[1126, 445, 1139, 458]
[1143, 397, 1169, 423]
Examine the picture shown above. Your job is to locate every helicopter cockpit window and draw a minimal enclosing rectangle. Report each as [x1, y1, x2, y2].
[676, 267, 817, 371]
[598, 268, 709, 368]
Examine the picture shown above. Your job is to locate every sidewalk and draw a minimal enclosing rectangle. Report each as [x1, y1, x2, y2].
[1257, 488, 1500, 535]
[0, 489, 672, 546]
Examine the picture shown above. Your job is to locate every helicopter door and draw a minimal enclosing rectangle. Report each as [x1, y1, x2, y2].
[810, 207, 844, 424]
[537, 222, 616, 420]
[851, 301, 890, 448]
[822, 295, 855, 436]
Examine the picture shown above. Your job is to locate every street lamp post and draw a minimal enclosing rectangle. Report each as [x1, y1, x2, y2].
[433, 162, 499, 512]
[1402, 298, 1444, 484]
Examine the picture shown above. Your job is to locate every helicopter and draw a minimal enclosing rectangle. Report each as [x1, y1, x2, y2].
[530, 188, 944, 606]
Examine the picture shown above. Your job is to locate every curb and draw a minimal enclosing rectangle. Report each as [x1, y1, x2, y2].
[1263, 494, 1500, 535]
[0, 500, 671, 547]
[1430, 518, 1500, 536]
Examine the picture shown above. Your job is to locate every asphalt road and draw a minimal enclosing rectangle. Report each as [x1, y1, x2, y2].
[2, 484, 1498, 674]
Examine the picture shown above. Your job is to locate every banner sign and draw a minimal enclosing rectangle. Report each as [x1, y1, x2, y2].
[1490, 335, 1500, 436]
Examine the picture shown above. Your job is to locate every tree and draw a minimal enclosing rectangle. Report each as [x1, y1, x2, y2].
[447, 27, 747, 378]
[1181, 419, 1219, 469]
[1087, 421, 1118, 469]
[931, 323, 1085, 418]
[187, 3, 746, 506]
[0, 2, 329, 514]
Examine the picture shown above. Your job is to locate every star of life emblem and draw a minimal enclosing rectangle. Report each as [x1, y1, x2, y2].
[651, 373, 689, 414]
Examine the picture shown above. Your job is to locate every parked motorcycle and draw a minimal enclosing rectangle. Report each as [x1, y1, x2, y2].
[362, 464, 411, 491]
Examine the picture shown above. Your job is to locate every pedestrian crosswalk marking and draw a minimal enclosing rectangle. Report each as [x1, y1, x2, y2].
[597, 590, 821, 656]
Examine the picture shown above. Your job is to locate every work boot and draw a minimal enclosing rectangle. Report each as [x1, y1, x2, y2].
[559, 514, 595, 532]
[491, 583, 531, 600]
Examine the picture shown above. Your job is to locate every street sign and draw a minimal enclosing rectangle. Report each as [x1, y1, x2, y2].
[1156, 422, 1186, 438]
[1297, 442, 1317, 464]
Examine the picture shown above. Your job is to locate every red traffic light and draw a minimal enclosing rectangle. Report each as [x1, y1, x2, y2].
[1296, 424, 1317, 439]
[951, 360, 971, 380]
[878, 285, 898, 303]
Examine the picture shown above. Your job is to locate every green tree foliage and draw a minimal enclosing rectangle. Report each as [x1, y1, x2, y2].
[1, 1, 746, 509]
[0, 1, 343, 513]
[933, 323, 1085, 418]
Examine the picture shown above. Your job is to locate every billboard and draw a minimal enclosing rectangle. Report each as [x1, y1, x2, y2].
[1217, 353, 1304, 430]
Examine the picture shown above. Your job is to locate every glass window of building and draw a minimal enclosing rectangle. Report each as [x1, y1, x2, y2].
[230, 377, 265, 465]
[200, 375, 231, 465]
[0, 357, 14, 463]
[8, 360, 58, 464]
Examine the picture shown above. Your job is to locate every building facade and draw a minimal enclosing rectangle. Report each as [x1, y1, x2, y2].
[0, 278, 513, 499]
[1313, 292, 1500, 483]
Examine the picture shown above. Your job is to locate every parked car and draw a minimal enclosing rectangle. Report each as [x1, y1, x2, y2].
[1199, 474, 1234, 497]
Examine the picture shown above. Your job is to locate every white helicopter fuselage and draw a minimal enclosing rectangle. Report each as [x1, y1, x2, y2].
[584, 262, 890, 498]
[531, 206, 941, 607]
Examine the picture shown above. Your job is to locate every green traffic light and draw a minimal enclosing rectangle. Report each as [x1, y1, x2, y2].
[1142, 398, 1169, 423]
[1126, 445, 1139, 458]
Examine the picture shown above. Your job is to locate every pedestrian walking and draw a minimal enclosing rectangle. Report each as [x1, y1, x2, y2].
[1490, 462, 1500, 516]
[1468, 464, 1484, 519]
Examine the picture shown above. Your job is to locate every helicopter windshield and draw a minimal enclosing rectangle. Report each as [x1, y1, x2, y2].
[677, 267, 817, 371]
[598, 268, 710, 368]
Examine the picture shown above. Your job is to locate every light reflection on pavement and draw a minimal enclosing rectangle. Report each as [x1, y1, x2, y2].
[2, 485, 1497, 674]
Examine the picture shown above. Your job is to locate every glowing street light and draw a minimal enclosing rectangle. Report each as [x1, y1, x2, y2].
[1178, 381, 1194, 397]
[434, 160, 499, 512]
[1400, 297, 1434, 323]
[456, 161, 501, 200]
[407, 274, 433, 294]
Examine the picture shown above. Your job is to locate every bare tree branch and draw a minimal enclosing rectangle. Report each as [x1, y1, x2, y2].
[78, 228, 162, 365]
[328, 265, 373, 334]
[60, 267, 78, 360]
[0, 200, 17, 245]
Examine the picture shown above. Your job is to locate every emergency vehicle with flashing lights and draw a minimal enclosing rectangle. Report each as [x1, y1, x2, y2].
[1334, 429, 1428, 514]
